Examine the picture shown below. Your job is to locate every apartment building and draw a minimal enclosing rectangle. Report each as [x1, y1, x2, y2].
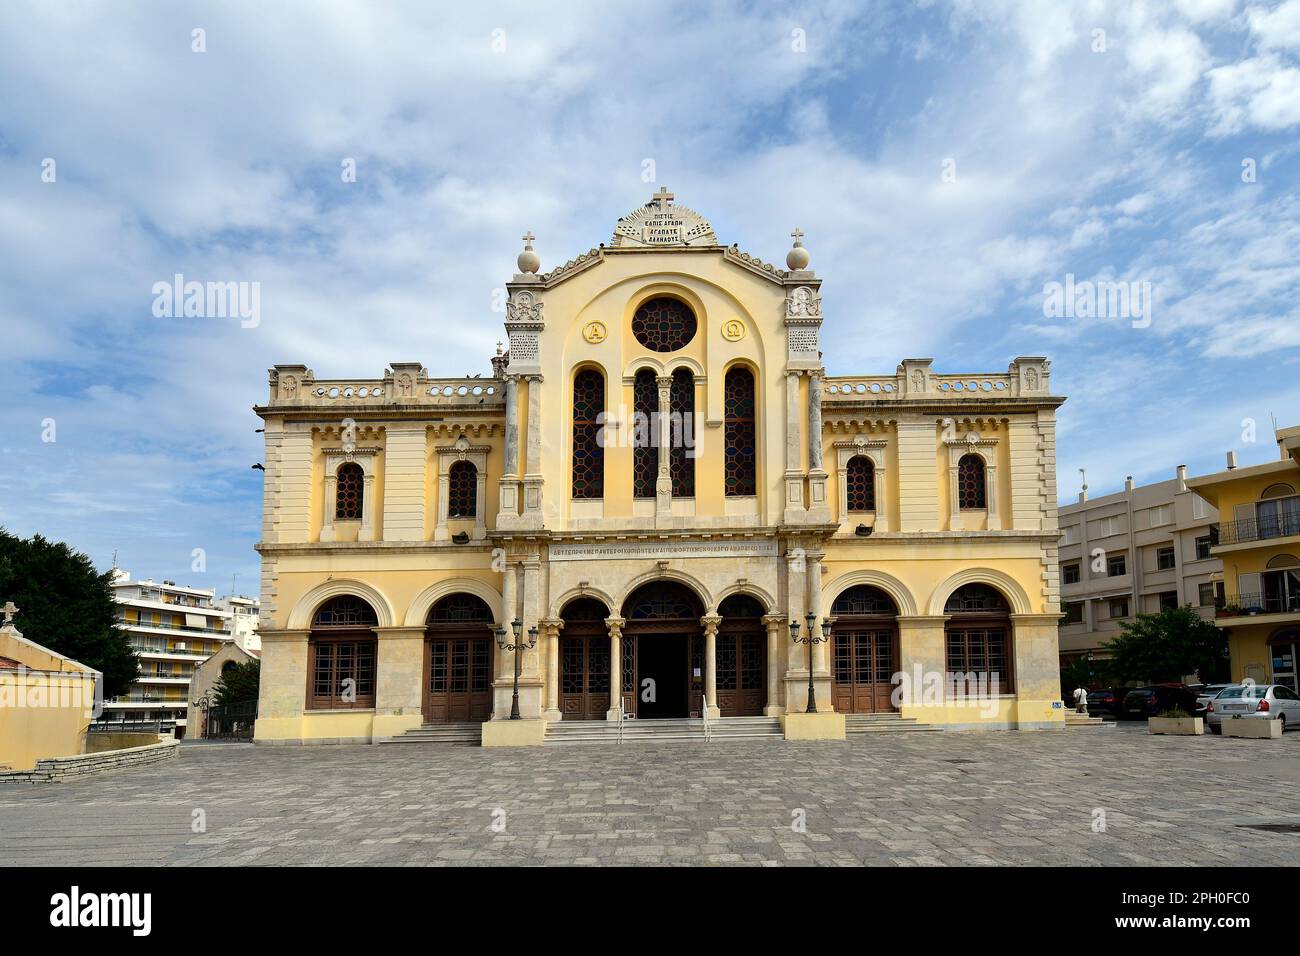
[215, 594, 261, 654]
[1057, 465, 1220, 668]
[102, 570, 234, 728]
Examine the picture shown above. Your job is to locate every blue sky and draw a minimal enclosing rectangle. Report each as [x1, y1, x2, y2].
[1, 0, 1298, 597]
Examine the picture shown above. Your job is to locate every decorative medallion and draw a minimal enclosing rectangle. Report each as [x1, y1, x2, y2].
[722, 318, 746, 342]
[611, 186, 718, 247]
[582, 320, 608, 344]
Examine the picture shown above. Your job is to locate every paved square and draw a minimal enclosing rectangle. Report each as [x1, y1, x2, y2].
[2, 725, 1298, 866]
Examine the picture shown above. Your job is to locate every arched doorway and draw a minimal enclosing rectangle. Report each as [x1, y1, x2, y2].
[622, 581, 704, 719]
[716, 594, 767, 716]
[308, 595, 378, 710]
[830, 585, 899, 713]
[943, 583, 1013, 694]
[559, 598, 611, 721]
[424, 593, 494, 722]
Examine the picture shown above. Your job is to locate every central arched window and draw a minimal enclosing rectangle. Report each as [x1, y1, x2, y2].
[335, 462, 364, 521]
[670, 368, 695, 497]
[308, 595, 378, 709]
[633, 369, 657, 499]
[957, 454, 987, 510]
[724, 366, 757, 497]
[943, 583, 1012, 693]
[846, 456, 875, 512]
[572, 368, 605, 499]
[447, 460, 477, 518]
[632, 297, 697, 352]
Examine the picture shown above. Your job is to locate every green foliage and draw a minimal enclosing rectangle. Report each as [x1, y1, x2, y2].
[0, 529, 137, 697]
[1102, 605, 1229, 685]
[213, 659, 260, 706]
[1157, 707, 1191, 719]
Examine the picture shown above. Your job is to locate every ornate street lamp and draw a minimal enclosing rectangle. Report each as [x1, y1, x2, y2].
[790, 612, 831, 714]
[495, 619, 537, 720]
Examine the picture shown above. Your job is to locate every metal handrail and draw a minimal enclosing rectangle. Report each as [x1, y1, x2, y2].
[616, 701, 624, 746]
[701, 699, 711, 743]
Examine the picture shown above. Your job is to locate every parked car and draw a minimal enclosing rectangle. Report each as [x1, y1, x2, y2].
[1086, 687, 1129, 718]
[1121, 684, 1198, 720]
[1205, 684, 1300, 733]
[1193, 684, 1233, 716]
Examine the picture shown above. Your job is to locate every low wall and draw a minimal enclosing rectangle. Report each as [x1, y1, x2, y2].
[0, 739, 179, 784]
[85, 732, 163, 753]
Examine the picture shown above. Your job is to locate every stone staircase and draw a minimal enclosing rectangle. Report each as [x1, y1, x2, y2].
[844, 713, 940, 734]
[381, 722, 483, 745]
[546, 715, 783, 745]
[1062, 710, 1111, 728]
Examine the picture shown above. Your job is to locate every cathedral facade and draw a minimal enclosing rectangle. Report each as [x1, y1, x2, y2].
[253, 189, 1066, 745]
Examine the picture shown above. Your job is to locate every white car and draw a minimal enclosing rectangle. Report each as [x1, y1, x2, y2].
[1205, 683, 1300, 733]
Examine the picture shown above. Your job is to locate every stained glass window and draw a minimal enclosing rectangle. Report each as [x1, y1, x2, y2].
[670, 368, 695, 497]
[633, 369, 657, 499]
[572, 368, 605, 499]
[631, 297, 697, 352]
[447, 460, 477, 518]
[427, 593, 493, 624]
[624, 581, 702, 620]
[309, 595, 377, 709]
[724, 366, 756, 497]
[312, 595, 378, 628]
[831, 585, 897, 617]
[958, 453, 987, 510]
[846, 456, 875, 512]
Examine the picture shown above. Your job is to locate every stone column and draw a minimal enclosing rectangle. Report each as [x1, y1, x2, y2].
[807, 372, 830, 521]
[605, 616, 625, 720]
[522, 556, 542, 681]
[497, 375, 521, 523]
[873, 460, 890, 532]
[495, 560, 518, 714]
[359, 473, 376, 541]
[701, 614, 722, 719]
[320, 474, 337, 541]
[540, 618, 563, 722]
[373, 625, 427, 740]
[474, 467, 488, 539]
[985, 463, 1001, 531]
[947, 455, 962, 531]
[806, 549, 827, 675]
[522, 375, 544, 524]
[783, 371, 806, 522]
[763, 613, 785, 716]
[434, 467, 451, 541]
[655, 375, 673, 520]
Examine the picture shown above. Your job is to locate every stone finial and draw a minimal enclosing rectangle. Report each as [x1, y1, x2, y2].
[1, 601, 17, 626]
[786, 227, 810, 271]
[517, 231, 540, 274]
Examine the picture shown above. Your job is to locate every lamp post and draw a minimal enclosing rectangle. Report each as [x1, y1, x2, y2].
[495, 619, 537, 720]
[790, 612, 831, 714]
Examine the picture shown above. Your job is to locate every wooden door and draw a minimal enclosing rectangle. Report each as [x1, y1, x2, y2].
[424, 633, 492, 722]
[560, 634, 610, 720]
[832, 625, 897, 713]
[717, 630, 766, 716]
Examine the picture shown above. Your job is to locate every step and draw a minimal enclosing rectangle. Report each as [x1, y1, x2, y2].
[380, 722, 483, 745]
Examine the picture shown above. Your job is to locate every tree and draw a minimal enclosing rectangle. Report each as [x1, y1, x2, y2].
[1102, 605, 1229, 684]
[213, 659, 260, 705]
[0, 529, 138, 698]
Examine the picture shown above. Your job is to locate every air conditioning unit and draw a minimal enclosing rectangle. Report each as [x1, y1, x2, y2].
[175, 642, 187, 651]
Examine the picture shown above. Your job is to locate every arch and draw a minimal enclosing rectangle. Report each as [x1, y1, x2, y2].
[664, 355, 706, 378]
[711, 582, 776, 616]
[831, 584, 898, 616]
[822, 569, 919, 617]
[623, 283, 709, 342]
[631, 295, 698, 352]
[571, 365, 606, 499]
[404, 578, 503, 627]
[559, 596, 611, 621]
[1262, 483, 1297, 499]
[548, 585, 617, 620]
[926, 568, 1031, 616]
[426, 592, 493, 624]
[623, 355, 665, 381]
[1266, 554, 1300, 569]
[617, 572, 711, 618]
[288, 579, 396, 630]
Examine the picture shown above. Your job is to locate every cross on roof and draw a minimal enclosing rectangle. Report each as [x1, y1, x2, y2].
[521, 231, 535, 245]
[791, 227, 805, 242]
[651, 186, 674, 207]
[1, 601, 17, 626]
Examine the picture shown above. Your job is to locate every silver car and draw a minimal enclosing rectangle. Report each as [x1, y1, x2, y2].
[1205, 683, 1300, 733]
[1194, 683, 1232, 717]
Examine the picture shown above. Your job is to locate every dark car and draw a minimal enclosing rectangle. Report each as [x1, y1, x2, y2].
[1121, 684, 1198, 720]
[1086, 687, 1129, 718]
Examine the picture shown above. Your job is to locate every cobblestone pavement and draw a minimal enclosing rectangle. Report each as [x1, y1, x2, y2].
[3, 724, 1298, 866]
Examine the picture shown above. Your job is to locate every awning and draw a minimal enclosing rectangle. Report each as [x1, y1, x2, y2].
[185, 613, 206, 628]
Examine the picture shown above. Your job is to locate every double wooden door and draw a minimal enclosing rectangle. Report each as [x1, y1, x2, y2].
[560, 632, 610, 720]
[717, 630, 765, 716]
[424, 630, 493, 722]
[832, 624, 898, 713]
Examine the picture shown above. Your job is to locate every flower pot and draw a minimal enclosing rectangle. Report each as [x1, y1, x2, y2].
[1148, 716, 1204, 735]
[1222, 718, 1283, 739]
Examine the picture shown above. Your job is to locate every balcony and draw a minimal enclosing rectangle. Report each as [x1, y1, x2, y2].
[1216, 591, 1300, 623]
[1214, 512, 1300, 546]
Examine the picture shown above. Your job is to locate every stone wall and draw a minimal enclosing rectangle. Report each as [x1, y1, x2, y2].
[0, 739, 178, 784]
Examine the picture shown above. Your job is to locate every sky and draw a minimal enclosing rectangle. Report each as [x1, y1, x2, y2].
[1, 0, 1298, 597]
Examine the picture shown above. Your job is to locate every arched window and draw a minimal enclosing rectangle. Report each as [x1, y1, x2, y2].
[632, 297, 697, 352]
[308, 595, 378, 709]
[943, 583, 1012, 693]
[846, 456, 875, 512]
[572, 368, 605, 499]
[632, 369, 657, 499]
[670, 368, 695, 497]
[447, 460, 477, 518]
[957, 453, 987, 510]
[724, 366, 756, 497]
[425, 594, 493, 722]
[829, 585, 899, 714]
[335, 462, 364, 521]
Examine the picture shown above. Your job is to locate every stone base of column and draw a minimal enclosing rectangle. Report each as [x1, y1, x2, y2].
[782, 673, 834, 714]
[490, 680, 543, 720]
[522, 476, 544, 522]
[495, 478, 522, 527]
[764, 703, 785, 717]
[542, 708, 563, 723]
[806, 469, 832, 522]
[481, 718, 547, 747]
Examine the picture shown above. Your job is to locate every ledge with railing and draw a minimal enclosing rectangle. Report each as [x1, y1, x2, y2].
[1216, 591, 1300, 618]
[1214, 512, 1300, 546]
[265, 364, 506, 409]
